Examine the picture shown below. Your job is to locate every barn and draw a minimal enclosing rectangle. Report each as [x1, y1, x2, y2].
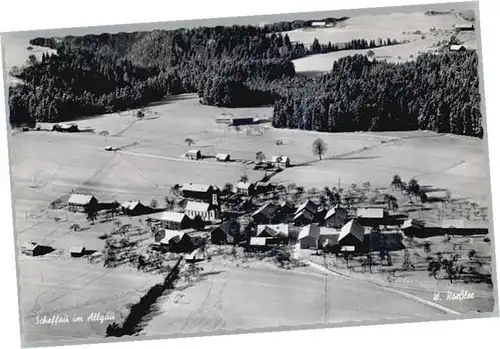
[181, 183, 218, 203]
[70, 246, 86, 257]
[148, 211, 191, 230]
[231, 117, 255, 126]
[251, 202, 278, 224]
[121, 201, 153, 216]
[67, 194, 98, 213]
[293, 199, 318, 226]
[236, 182, 255, 196]
[158, 231, 194, 253]
[356, 208, 388, 227]
[337, 219, 365, 250]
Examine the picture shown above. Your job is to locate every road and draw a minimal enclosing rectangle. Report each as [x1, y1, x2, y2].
[143, 259, 442, 337]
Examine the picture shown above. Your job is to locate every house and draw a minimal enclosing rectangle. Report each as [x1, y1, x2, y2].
[454, 23, 475, 31]
[249, 237, 268, 251]
[324, 205, 348, 229]
[210, 221, 242, 245]
[311, 21, 327, 28]
[148, 211, 191, 230]
[298, 223, 320, 249]
[70, 246, 85, 257]
[181, 183, 218, 203]
[121, 201, 153, 216]
[186, 149, 201, 160]
[53, 123, 79, 132]
[318, 227, 340, 250]
[356, 208, 388, 227]
[402, 219, 489, 238]
[251, 202, 278, 224]
[255, 181, 273, 193]
[236, 182, 255, 196]
[67, 194, 98, 213]
[185, 201, 221, 223]
[450, 44, 466, 52]
[271, 155, 291, 168]
[158, 230, 194, 253]
[293, 199, 318, 226]
[216, 153, 231, 162]
[256, 224, 289, 245]
[337, 219, 365, 249]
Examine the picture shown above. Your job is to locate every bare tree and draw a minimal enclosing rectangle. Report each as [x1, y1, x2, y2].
[312, 138, 328, 160]
[184, 138, 195, 147]
[255, 151, 266, 164]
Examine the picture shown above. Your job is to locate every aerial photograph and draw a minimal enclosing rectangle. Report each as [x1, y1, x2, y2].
[1, 1, 496, 348]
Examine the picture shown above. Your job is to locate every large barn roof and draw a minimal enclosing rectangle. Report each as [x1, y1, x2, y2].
[298, 223, 320, 240]
[182, 183, 212, 192]
[149, 211, 187, 223]
[185, 201, 211, 212]
[68, 194, 96, 206]
[338, 220, 365, 243]
[356, 208, 385, 219]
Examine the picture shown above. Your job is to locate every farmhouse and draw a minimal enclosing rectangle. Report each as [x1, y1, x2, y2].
[67, 194, 98, 213]
[293, 199, 318, 226]
[158, 230, 194, 253]
[236, 181, 255, 196]
[324, 205, 348, 229]
[182, 183, 218, 203]
[454, 23, 474, 31]
[298, 223, 320, 249]
[249, 237, 268, 251]
[356, 208, 388, 227]
[271, 155, 291, 168]
[256, 224, 289, 245]
[251, 202, 278, 224]
[186, 149, 201, 160]
[120, 201, 153, 216]
[52, 123, 79, 132]
[450, 44, 466, 52]
[210, 221, 242, 245]
[148, 211, 191, 230]
[185, 201, 221, 223]
[337, 219, 365, 249]
[318, 227, 340, 250]
[70, 246, 85, 258]
[216, 153, 231, 162]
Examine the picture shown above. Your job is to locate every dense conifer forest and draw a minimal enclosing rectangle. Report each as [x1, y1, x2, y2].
[8, 22, 482, 137]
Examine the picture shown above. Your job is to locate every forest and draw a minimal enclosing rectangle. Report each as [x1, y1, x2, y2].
[8, 23, 482, 137]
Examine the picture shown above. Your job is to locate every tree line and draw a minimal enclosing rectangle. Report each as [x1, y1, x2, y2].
[9, 24, 483, 138]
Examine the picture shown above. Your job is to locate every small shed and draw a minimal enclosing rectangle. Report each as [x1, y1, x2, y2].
[216, 153, 231, 162]
[67, 194, 98, 213]
[187, 149, 201, 160]
[249, 237, 268, 251]
[70, 246, 85, 257]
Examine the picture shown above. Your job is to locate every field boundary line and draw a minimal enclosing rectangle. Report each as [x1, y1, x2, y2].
[306, 260, 460, 315]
